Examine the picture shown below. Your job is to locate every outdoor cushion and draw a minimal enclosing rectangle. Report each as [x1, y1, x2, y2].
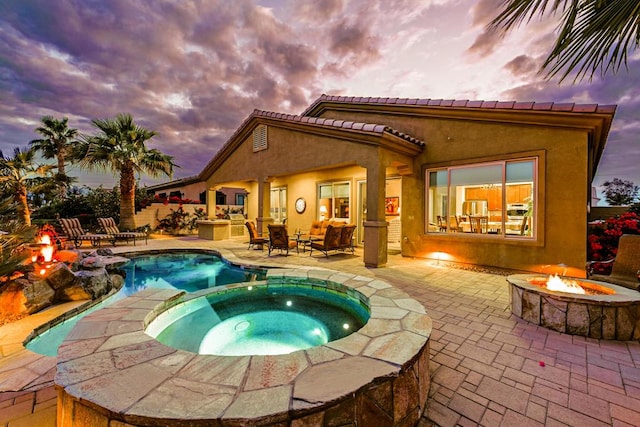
[267, 224, 297, 255]
[58, 218, 114, 248]
[245, 221, 268, 249]
[97, 217, 148, 245]
[310, 224, 344, 257]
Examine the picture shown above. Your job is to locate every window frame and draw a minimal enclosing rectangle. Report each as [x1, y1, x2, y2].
[317, 180, 351, 221]
[425, 156, 539, 239]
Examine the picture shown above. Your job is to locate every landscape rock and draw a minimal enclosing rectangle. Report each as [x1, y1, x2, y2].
[0, 277, 55, 316]
[79, 256, 106, 269]
[45, 262, 80, 291]
[55, 249, 82, 267]
[72, 268, 114, 300]
[110, 273, 125, 290]
[93, 248, 115, 257]
[1, 252, 130, 316]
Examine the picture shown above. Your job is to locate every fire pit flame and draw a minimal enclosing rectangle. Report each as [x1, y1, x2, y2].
[546, 274, 586, 295]
[32, 231, 57, 275]
[39, 235, 54, 263]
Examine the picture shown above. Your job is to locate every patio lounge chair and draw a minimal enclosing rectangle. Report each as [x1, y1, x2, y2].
[97, 217, 148, 245]
[245, 221, 268, 249]
[309, 223, 344, 257]
[267, 224, 297, 255]
[58, 218, 114, 248]
[586, 234, 640, 291]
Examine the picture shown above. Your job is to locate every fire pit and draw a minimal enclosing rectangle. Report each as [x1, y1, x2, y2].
[508, 274, 640, 340]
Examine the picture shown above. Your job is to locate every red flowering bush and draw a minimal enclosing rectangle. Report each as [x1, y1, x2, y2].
[587, 212, 639, 274]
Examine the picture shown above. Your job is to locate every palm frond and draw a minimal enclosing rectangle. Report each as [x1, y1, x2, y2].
[489, 0, 640, 82]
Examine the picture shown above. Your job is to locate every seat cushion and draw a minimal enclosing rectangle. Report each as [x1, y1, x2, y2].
[98, 218, 121, 234]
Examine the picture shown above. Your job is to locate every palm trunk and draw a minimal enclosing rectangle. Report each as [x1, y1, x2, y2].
[119, 164, 136, 230]
[57, 153, 67, 198]
[16, 187, 31, 226]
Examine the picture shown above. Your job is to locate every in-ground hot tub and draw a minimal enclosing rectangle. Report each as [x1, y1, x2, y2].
[56, 268, 432, 426]
[508, 274, 640, 340]
[146, 282, 370, 356]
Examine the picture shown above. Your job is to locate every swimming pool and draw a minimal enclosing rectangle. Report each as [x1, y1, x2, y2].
[25, 250, 266, 356]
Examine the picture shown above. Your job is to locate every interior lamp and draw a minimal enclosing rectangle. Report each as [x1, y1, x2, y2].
[319, 206, 328, 220]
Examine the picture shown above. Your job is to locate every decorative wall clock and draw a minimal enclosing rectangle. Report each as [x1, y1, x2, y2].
[295, 197, 306, 214]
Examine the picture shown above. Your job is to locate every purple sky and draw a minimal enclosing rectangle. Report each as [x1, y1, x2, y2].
[1, 0, 638, 204]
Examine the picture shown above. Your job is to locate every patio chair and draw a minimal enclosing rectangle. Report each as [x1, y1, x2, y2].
[267, 224, 297, 255]
[586, 234, 640, 291]
[339, 224, 356, 253]
[58, 218, 115, 248]
[245, 221, 268, 249]
[97, 217, 148, 246]
[309, 223, 344, 257]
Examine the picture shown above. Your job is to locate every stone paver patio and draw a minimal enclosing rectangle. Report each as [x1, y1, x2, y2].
[1, 235, 639, 426]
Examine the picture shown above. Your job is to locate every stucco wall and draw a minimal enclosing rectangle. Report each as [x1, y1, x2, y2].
[205, 124, 408, 237]
[150, 181, 205, 201]
[318, 108, 591, 276]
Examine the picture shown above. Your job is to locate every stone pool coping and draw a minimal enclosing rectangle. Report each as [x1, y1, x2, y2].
[55, 267, 432, 426]
[508, 274, 640, 340]
[0, 247, 326, 395]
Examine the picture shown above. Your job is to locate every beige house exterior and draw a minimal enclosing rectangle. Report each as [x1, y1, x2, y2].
[199, 95, 616, 276]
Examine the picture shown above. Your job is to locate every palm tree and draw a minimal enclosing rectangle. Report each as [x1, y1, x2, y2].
[0, 147, 55, 226]
[30, 116, 78, 197]
[489, 0, 640, 81]
[75, 113, 176, 230]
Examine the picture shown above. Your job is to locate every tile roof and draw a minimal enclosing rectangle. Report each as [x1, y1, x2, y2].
[252, 109, 425, 146]
[302, 94, 617, 116]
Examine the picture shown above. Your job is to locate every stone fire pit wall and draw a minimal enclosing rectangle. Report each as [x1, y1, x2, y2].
[55, 268, 432, 426]
[508, 274, 640, 340]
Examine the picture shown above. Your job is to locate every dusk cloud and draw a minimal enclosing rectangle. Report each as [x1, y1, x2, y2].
[0, 0, 638, 199]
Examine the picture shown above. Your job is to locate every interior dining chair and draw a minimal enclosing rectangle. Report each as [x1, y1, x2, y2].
[436, 215, 447, 232]
[469, 216, 488, 234]
[450, 215, 463, 232]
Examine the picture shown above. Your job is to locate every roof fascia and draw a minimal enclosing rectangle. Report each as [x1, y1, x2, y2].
[306, 101, 615, 176]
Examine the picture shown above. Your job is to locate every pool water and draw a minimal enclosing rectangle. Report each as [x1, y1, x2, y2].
[147, 284, 370, 356]
[119, 251, 265, 295]
[25, 251, 265, 356]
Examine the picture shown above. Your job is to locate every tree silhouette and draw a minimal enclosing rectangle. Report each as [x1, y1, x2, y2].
[601, 178, 639, 206]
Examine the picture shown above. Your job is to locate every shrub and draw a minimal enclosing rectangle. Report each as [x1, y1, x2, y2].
[156, 205, 206, 234]
[587, 212, 640, 274]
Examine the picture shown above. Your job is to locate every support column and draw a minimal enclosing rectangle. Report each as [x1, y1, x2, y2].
[255, 178, 274, 236]
[363, 161, 388, 268]
[206, 187, 218, 219]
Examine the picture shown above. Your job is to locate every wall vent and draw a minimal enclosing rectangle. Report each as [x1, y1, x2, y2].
[253, 125, 267, 152]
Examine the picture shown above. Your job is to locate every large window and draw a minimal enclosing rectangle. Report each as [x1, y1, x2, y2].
[426, 158, 536, 238]
[318, 181, 350, 221]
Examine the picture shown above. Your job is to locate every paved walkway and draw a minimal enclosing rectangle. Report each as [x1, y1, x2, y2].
[1, 235, 639, 426]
